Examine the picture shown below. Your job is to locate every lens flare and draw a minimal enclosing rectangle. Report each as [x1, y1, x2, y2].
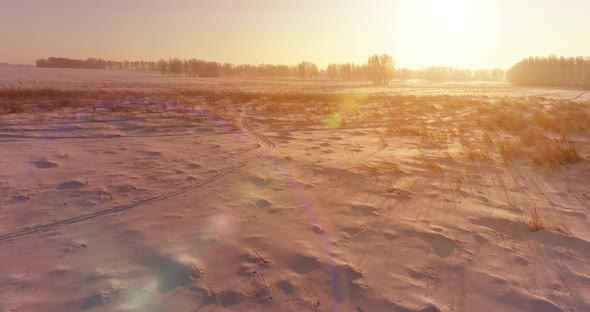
[325, 113, 342, 129]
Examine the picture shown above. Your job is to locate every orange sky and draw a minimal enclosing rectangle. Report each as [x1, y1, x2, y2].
[1, 0, 589, 69]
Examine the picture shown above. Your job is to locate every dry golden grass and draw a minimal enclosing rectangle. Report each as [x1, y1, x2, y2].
[526, 205, 569, 234]
[462, 145, 492, 161]
[354, 161, 401, 174]
[1, 87, 587, 172]
[418, 151, 443, 175]
[385, 124, 424, 136]
[527, 206, 545, 232]
[528, 136, 584, 167]
[497, 139, 522, 163]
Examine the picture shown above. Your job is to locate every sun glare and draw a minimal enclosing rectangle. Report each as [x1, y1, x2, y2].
[430, 2, 480, 36]
[392, 0, 493, 67]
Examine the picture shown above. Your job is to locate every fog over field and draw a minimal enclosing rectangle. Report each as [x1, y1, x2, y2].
[1, 67, 589, 100]
[1, 1, 590, 312]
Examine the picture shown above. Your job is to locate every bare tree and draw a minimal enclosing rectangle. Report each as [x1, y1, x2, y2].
[297, 62, 319, 80]
[366, 54, 395, 85]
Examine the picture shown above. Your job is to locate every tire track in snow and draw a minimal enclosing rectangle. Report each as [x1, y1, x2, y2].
[0, 160, 248, 242]
[241, 105, 275, 150]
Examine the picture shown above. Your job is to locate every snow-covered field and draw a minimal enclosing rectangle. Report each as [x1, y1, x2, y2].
[1, 67, 589, 311]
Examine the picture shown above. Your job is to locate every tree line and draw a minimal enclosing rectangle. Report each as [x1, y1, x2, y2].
[36, 55, 507, 84]
[395, 67, 505, 82]
[35, 55, 397, 84]
[507, 56, 590, 88]
[0, 62, 33, 67]
[35, 57, 303, 78]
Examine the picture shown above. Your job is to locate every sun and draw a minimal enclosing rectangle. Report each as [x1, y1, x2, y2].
[389, 0, 494, 67]
[409, 0, 486, 43]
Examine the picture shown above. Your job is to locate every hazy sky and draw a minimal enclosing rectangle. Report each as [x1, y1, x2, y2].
[1, 0, 589, 69]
